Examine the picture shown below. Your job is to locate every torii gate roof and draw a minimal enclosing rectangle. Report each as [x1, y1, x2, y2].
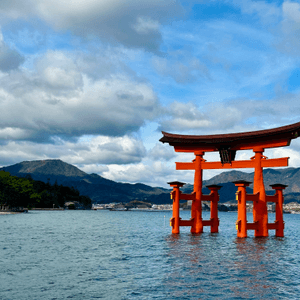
[160, 121, 300, 152]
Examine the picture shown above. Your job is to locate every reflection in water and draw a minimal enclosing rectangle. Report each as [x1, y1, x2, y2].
[165, 234, 206, 298]
[163, 232, 295, 299]
[232, 238, 276, 299]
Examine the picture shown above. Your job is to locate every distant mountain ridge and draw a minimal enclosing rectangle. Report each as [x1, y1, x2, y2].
[2, 159, 86, 178]
[0, 160, 170, 204]
[203, 167, 300, 194]
[182, 167, 300, 203]
[2, 159, 300, 204]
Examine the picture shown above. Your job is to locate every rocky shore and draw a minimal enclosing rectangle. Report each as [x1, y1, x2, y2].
[0, 207, 28, 214]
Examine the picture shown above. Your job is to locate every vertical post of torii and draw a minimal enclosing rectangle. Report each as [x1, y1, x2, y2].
[191, 151, 204, 233]
[253, 147, 268, 237]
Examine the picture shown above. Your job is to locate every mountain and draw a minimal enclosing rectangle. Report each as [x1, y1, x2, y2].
[0, 160, 170, 204]
[2, 159, 300, 204]
[203, 167, 300, 194]
[179, 168, 300, 203]
[1, 159, 87, 181]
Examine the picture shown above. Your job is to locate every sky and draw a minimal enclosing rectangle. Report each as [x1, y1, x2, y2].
[1, 0, 300, 188]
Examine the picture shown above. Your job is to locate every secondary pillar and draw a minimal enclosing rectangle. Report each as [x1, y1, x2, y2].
[234, 181, 251, 238]
[270, 184, 287, 237]
[168, 181, 185, 234]
[207, 185, 222, 233]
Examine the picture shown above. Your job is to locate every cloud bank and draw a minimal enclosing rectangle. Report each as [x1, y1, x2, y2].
[0, 0, 183, 52]
[1, 1, 300, 188]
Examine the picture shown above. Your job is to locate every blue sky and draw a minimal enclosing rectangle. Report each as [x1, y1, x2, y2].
[1, 0, 300, 187]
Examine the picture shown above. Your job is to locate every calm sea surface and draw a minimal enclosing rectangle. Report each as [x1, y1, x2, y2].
[1, 210, 300, 299]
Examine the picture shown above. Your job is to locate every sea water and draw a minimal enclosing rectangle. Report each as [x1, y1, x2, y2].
[1, 210, 300, 299]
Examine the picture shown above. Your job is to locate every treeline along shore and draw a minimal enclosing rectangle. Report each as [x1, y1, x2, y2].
[0, 170, 92, 211]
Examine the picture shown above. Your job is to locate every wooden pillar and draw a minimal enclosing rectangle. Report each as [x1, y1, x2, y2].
[207, 185, 222, 233]
[234, 181, 251, 238]
[168, 181, 185, 234]
[191, 152, 204, 234]
[253, 147, 268, 237]
[270, 184, 287, 237]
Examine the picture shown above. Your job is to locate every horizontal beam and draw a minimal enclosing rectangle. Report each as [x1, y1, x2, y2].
[202, 219, 214, 226]
[267, 223, 279, 230]
[202, 160, 255, 169]
[247, 222, 259, 230]
[266, 195, 278, 203]
[180, 193, 195, 201]
[202, 194, 213, 201]
[261, 157, 289, 168]
[246, 193, 259, 202]
[179, 219, 194, 226]
[176, 160, 255, 170]
[176, 157, 289, 170]
[176, 162, 195, 170]
[173, 140, 290, 153]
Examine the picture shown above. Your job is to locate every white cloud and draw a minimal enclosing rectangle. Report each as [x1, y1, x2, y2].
[64, 135, 147, 165]
[78, 164, 109, 175]
[153, 55, 211, 84]
[0, 31, 24, 71]
[271, 1, 300, 55]
[160, 100, 246, 133]
[158, 92, 300, 136]
[148, 143, 176, 161]
[0, 49, 160, 141]
[159, 101, 212, 132]
[42, 66, 80, 89]
[0, 127, 32, 139]
[228, 1, 300, 57]
[234, 0, 281, 22]
[0, 134, 146, 167]
[282, 1, 300, 24]
[0, 0, 183, 52]
[133, 17, 160, 34]
[1, 0, 300, 189]
[36, 51, 83, 90]
[101, 161, 180, 187]
[273, 146, 300, 167]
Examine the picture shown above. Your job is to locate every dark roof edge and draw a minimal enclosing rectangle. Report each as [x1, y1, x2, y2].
[160, 121, 300, 145]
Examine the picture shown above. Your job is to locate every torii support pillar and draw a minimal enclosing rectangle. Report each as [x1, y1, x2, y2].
[234, 181, 251, 238]
[191, 152, 205, 234]
[168, 181, 185, 234]
[270, 184, 287, 237]
[168, 182, 222, 234]
[205, 185, 222, 233]
[253, 147, 268, 237]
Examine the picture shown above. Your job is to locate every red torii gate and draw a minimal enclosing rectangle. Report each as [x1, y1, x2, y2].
[160, 121, 300, 238]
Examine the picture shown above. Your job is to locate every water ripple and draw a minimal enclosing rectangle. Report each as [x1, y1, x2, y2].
[1, 211, 300, 299]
